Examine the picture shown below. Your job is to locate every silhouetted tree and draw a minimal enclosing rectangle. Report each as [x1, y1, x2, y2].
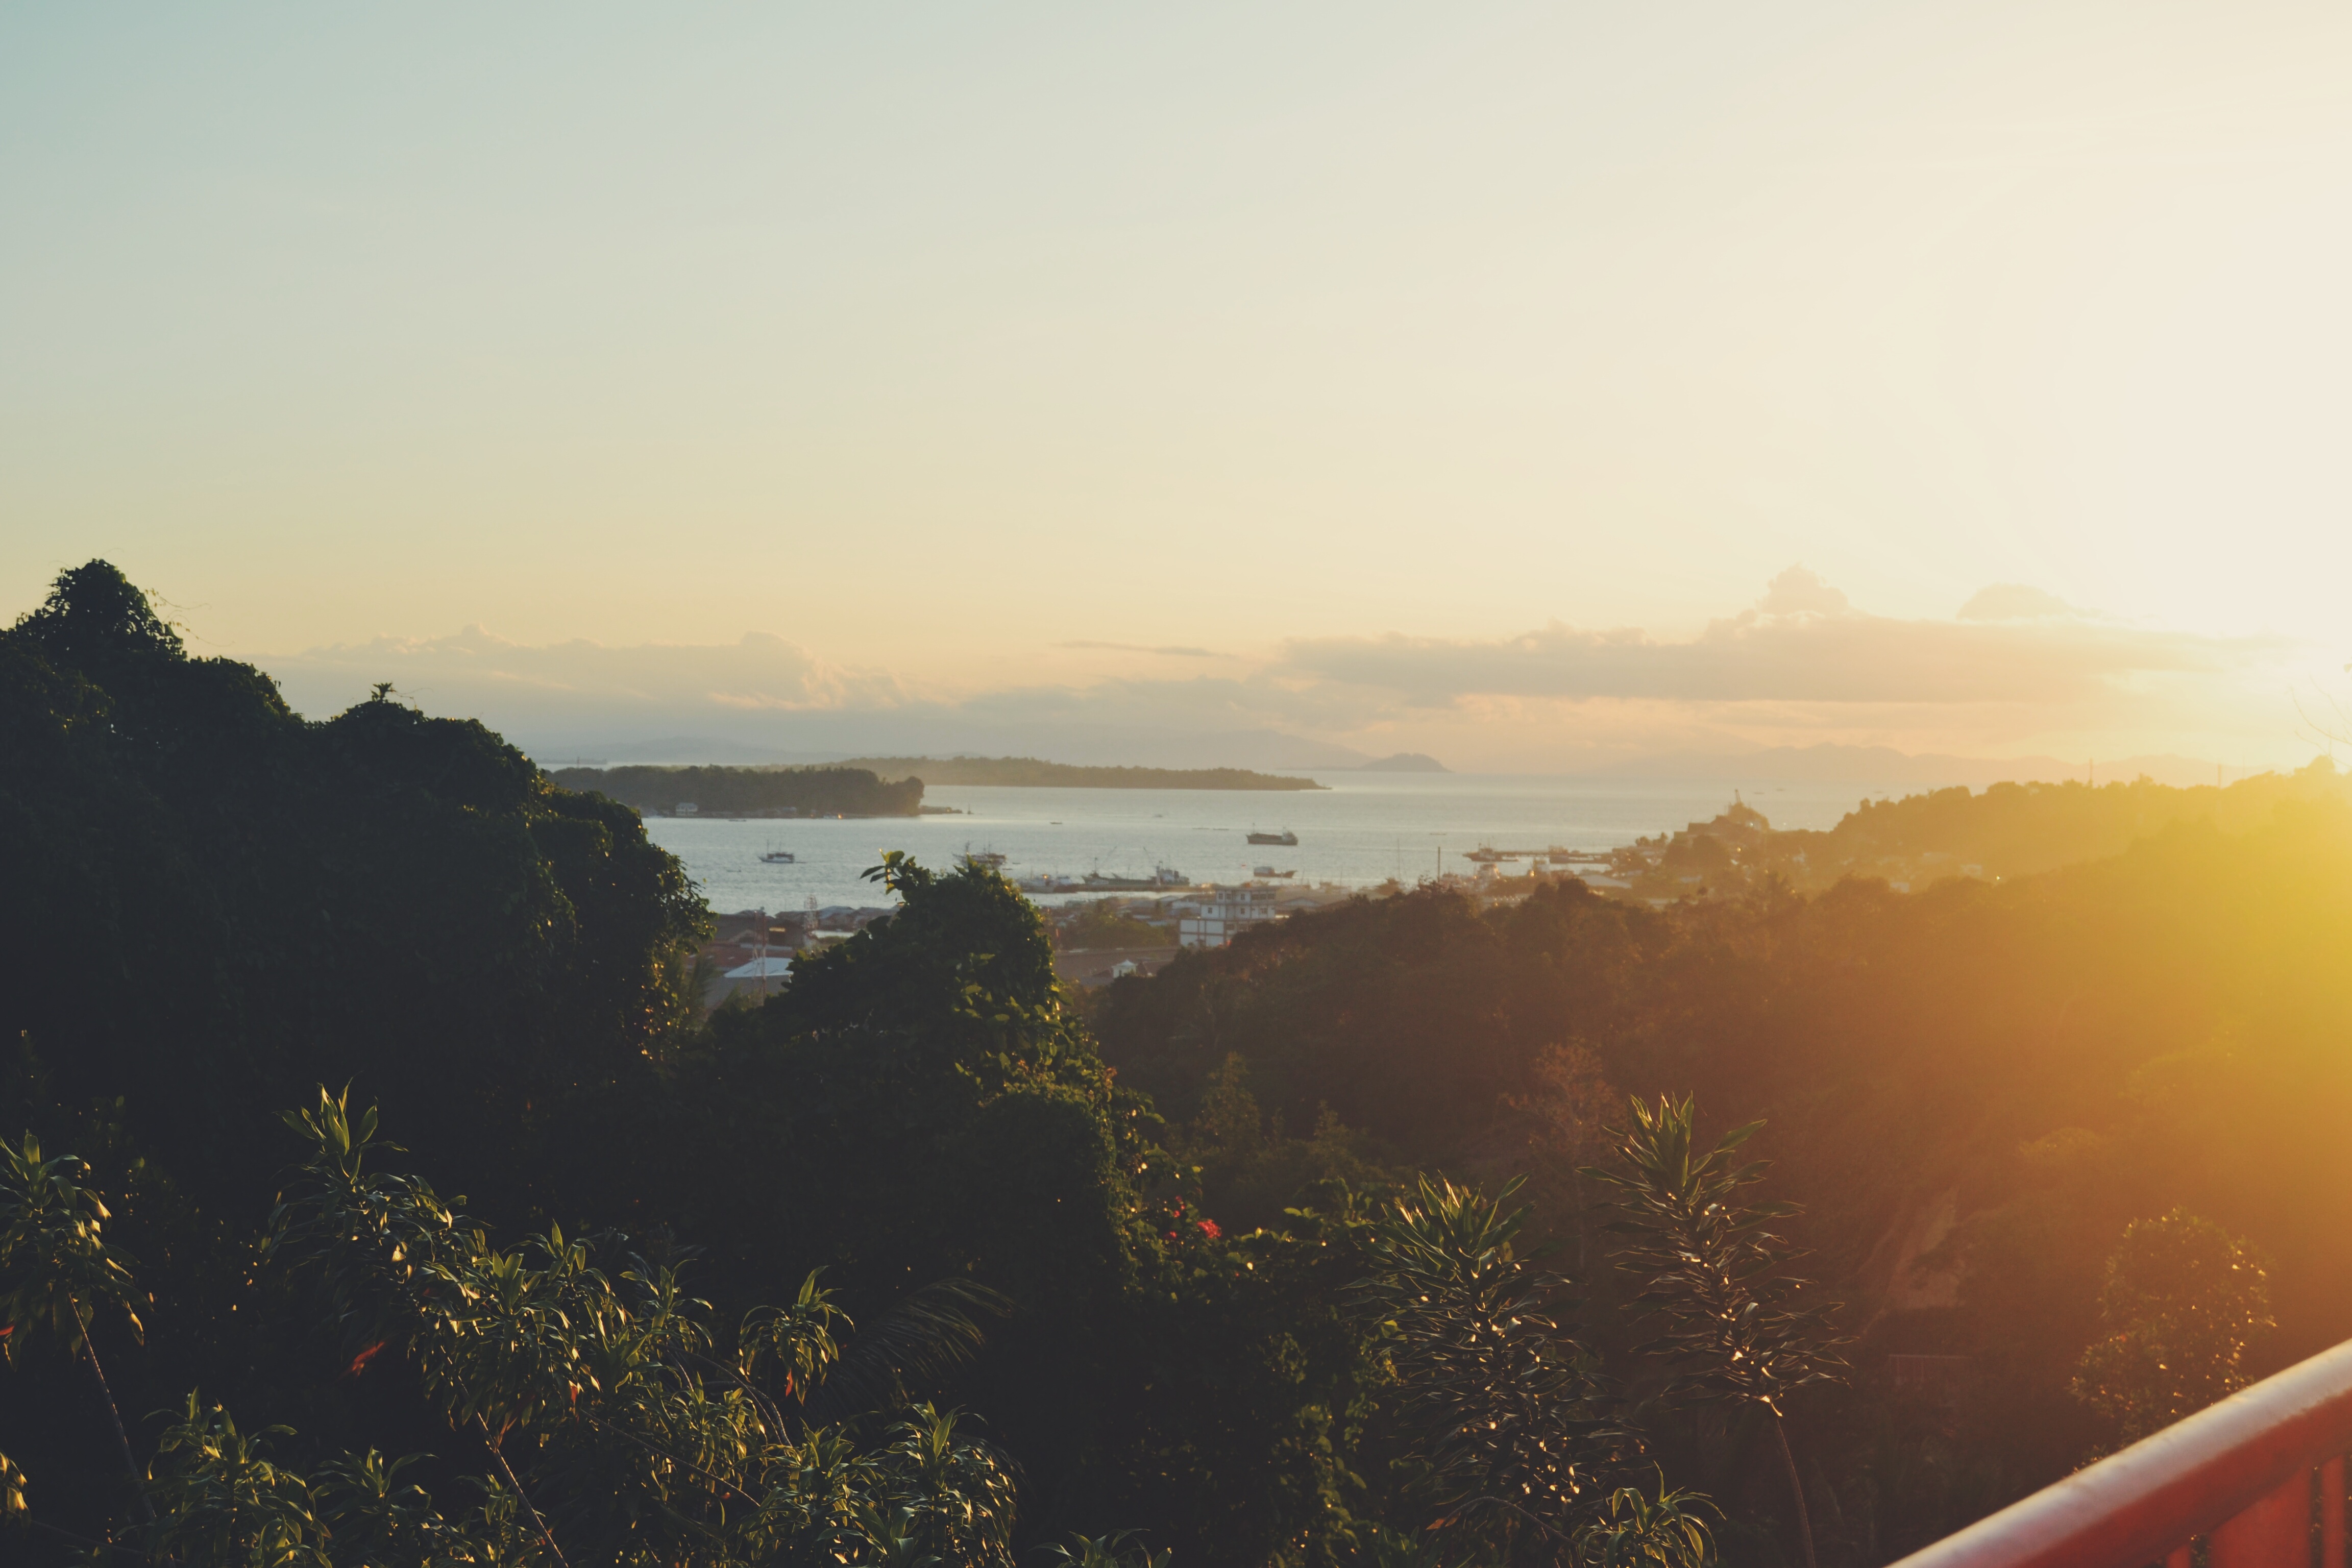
[2070, 1209, 2273, 1449]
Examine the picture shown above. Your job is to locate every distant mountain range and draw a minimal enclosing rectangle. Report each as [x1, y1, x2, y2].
[1355, 752, 1449, 773]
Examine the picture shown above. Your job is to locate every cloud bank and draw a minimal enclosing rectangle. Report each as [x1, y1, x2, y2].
[274, 623, 906, 721]
[1280, 570, 2272, 708]
[260, 569, 2307, 774]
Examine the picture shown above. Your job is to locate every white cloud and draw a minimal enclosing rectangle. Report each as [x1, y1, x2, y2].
[267, 624, 910, 723]
[1756, 565, 1852, 617]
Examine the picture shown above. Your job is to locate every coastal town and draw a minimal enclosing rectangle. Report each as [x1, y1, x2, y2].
[697, 834, 1679, 1007]
[688, 761, 2352, 1009]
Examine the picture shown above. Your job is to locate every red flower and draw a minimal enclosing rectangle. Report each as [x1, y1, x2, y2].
[345, 1341, 385, 1378]
[1196, 1218, 1222, 1240]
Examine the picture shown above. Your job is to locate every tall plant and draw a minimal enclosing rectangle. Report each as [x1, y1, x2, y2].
[1570, 1474, 1721, 1568]
[0, 1132, 152, 1522]
[1355, 1175, 1630, 1560]
[1584, 1098, 1844, 1568]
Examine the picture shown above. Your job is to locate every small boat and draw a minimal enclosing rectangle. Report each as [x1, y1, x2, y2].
[1246, 829, 1298, 846]
[760, 850, 797, 864]
[1252, 865, 1296, 879]
[1462, 846, 1519, 864]
[960, 848, 1009, 871]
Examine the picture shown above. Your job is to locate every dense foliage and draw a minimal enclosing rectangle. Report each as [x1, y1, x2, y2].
[1094, 781, 2352, 1561]
[2068, 1210, 2273, 1449]
[0, 564, 708, 1220]
[1058, 903, 1170, 951]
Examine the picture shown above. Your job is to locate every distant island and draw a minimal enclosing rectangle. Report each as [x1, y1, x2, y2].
[840, 756, 1327, 791]
[1356, 752, 1449, 773]
[549, 764, 923, 817]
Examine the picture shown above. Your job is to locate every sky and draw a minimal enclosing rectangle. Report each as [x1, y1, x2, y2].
[5, 3, 2348, 773]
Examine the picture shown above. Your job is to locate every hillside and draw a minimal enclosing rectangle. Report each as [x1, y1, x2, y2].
[839, 754, 1326, 790]
[1581, 761, 2351, 900]
[549, 762, 923, 816]
[1093, 791, 2352, 1556]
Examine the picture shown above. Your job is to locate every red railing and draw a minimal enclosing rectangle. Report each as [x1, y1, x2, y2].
[1892, 1340, 2352, 1568]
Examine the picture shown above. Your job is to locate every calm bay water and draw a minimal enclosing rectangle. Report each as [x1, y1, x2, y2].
[644, 773, 1925, 916]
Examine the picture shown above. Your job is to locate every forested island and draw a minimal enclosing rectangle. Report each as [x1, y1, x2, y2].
[841, 755, 1326, 790]
[5, 561, 2346, 1568]
[549, 761, 924, 816]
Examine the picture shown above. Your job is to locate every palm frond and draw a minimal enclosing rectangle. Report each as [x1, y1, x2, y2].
[806, 1278, 1013, 1422]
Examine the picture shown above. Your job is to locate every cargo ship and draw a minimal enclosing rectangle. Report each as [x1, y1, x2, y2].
[1246, 829, 1298, 846]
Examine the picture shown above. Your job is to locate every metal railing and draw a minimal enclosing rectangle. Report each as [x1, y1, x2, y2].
[1892, 1340, 2352, 1568]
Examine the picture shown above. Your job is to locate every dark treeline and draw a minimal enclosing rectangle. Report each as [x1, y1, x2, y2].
[1, 561, 2335, 1567]
[549, 763, 925, 817]
[1, 566, 706, 1222]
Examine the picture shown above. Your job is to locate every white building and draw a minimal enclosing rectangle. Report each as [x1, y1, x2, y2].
[703, 951, 796, 1008]
[1175, 886, 1283, 949]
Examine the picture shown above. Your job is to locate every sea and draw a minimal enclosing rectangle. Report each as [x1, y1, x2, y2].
[644, 773, 1926, 917]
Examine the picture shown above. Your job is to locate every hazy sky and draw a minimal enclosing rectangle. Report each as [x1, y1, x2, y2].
[6, 4, 2347, 769]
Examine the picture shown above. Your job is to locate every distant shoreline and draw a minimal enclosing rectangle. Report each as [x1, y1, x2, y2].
[839, 756, 1328, 791]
